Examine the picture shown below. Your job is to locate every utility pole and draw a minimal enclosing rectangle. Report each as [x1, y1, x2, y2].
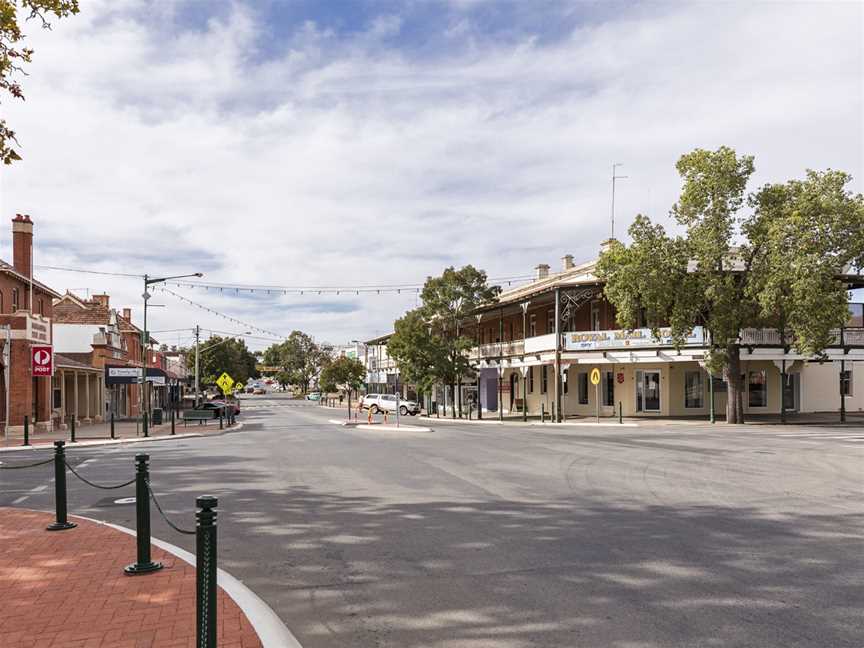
[611, 163, 628, 240]
[194, 325, 201, 407]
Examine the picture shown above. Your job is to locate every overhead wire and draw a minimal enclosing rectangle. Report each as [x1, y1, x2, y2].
[157, 287, 284, 339]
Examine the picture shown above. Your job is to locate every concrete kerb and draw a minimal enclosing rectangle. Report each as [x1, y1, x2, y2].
[73, 514, 303, 648]
[0, 421, 245, 453]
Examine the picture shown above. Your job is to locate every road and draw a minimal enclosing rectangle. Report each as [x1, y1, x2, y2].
[2, 393, 862, 648]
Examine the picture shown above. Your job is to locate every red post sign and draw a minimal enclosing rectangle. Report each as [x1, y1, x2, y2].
[32, 345, 53, 377]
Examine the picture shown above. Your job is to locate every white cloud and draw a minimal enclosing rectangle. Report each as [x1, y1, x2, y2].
[0, 0, 860, 349]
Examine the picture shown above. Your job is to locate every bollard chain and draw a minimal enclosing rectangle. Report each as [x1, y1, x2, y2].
[64, 461, 136, 489]
[145, 480, 196, 535]
[0, 457, 54, 470]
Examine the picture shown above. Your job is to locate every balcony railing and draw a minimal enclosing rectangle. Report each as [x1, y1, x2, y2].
[474, 340, 525, 358]
[740, 328, 864, 347]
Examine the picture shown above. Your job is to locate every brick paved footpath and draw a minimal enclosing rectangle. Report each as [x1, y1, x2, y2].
[0, 508, 262, 648]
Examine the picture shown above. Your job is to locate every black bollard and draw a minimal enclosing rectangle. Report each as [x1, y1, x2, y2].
[619, 401, 623, 424]
[143, 411, 149, 438]
[196, 496, 219, 648]
[541, 403, 545, 423]
[23, 415, 29, 446]
[70, 416, 76, 443]
[124, 454, 163, 574]
[110, 411, 115, 439]
[171, 407, 176, 435]
[46, 441, 76, 531]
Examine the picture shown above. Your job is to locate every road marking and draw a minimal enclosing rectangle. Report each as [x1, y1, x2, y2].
[30, 485, 48, 493]
[12, 496, 28, 504]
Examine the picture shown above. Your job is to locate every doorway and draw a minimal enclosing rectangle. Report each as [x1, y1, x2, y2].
[782, 373, 799, 412]
[636, 370, 661, 412]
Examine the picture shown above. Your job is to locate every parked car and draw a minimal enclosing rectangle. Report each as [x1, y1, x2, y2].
[361, 393, 420, 416]
[245, 385, 255, 394]
[253, 387, 266, 395]
[306, 392, 321, 401]
[197, 399, 240, 418]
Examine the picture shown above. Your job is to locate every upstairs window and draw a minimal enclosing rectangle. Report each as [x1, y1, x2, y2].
[11, 288, 19, 312]
[547, 310, 554, 334]
[529, 314, 537, 337]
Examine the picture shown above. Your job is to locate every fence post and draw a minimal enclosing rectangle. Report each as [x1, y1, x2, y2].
[124, 454, 163, 574]
[70, 416, 76, 443]
[110, 412, 115, 439]
[171, 408, 175, 435]
[196, 496, 218, 648]
[46, 441, 76, 531]
[23, 415, 29, 446]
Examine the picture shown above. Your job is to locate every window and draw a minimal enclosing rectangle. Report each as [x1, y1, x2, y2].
[591, 303, 601, 331]
[53, 387, 62, 409]
[841, 369, 853, 397]
[11, 288, 19, 312]
[0, 290, 4, 313]
[684, 371, 704, 408]
[602, 371, 614, 406]
[712, 375, 727, 393]
[748, 370, 767, 407]
[578, 372, 588, 404]
[529, 314, 537, 337]
[38, 298, 44, 315]
[528, 367, 535, 393]
[547, 310, 554, 334]
[541, 366, 548, 393]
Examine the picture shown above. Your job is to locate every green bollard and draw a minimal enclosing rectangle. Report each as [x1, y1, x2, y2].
[70, 416, 76, 443]
[46, 441, 76, 531]
[196, 496, 219, 648]
[618, 401, 623, 424]
[110, 412, 115, 439]
[171, 408, 176, 435]
[125, 454, 163, 574]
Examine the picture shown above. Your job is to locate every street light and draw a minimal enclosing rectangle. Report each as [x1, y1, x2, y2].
[141, 272, 203, 437]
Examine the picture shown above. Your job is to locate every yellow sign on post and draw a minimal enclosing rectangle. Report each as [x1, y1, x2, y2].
[234, 382, 244, 393]
[590, 368, 601, 423]
[590, 368, 601, 385]
[216, 372, 235, 396]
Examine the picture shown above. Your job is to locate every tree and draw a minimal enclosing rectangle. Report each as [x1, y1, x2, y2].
[261, 331, 324, 394]
[187, 336, 258, 387]
[1, 0, 79, 164]
[319, 355, 365, 396]
[420, 265, 500, 416]
[387, 308, 448, 403]
[597, 146, 864, 423]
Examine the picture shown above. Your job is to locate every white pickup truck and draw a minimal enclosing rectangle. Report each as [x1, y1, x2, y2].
[361, 393, 421, 416]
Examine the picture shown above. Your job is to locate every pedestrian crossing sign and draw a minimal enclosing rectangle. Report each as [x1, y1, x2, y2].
[216, 372, 235, 395]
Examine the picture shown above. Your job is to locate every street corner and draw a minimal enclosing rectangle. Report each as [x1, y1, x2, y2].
[0, 507, 298, 648]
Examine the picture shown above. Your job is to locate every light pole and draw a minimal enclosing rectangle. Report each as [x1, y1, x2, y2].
[141, 272, 203, 437]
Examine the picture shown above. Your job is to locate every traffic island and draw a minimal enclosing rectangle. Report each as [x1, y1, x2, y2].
[0, 508, 294, 648]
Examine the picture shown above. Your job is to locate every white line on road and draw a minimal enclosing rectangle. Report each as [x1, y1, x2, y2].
[12, 496, 28, 504]
[30, 485, 48, 493]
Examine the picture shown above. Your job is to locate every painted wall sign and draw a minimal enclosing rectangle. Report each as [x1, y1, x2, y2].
[565, 326, 705, 351]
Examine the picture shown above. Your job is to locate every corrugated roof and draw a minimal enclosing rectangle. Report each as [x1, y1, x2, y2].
[55, 353, 99, 371]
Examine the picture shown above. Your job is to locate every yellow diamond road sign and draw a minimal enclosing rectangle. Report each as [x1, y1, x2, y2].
[216, 372, 234, 394]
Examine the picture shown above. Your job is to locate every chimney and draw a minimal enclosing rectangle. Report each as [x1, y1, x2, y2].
[122, 308, 132, 322]
[92, 293, 110, 308]
[12, 214, 33, 278]
[562, 255, 575, 271]
[535, 263, 550, 280]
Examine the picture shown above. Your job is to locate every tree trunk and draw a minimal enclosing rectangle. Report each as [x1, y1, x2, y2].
[725, 344, 745, 424]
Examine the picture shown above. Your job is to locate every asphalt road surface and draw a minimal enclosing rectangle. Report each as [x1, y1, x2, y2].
[2, 394, 862, 648]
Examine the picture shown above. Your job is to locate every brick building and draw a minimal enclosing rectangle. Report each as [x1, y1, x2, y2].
[0, 215, 61, 434]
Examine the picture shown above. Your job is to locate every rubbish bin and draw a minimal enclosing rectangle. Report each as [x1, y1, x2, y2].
[152, 408, 163, 426]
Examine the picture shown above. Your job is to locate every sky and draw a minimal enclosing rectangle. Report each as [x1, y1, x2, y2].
[1, 0, 862, 351]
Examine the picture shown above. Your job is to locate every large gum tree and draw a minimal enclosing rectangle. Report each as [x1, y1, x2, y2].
[597, 146, 864, 423]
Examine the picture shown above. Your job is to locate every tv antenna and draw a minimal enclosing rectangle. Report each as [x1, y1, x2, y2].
[611, 163, 628, 240]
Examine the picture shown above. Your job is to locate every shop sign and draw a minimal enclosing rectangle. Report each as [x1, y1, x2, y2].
[565, 326, 705, 351]
[32, 345, 53, 376]
[105, 365, 167, 385]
